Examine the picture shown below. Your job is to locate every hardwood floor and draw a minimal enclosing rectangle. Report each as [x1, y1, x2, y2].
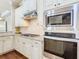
[0, 51, 28, 59]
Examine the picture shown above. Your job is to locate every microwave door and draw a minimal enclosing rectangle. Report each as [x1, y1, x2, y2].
[48, 12, 71, 25]
[48, 16, 63, 25]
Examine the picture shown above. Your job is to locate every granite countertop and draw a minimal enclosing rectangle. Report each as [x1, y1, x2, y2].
[0, 32, 15, 37]
[15, 34, 44, 42]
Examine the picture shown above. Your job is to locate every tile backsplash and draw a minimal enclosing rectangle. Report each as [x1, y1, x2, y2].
[20, 19, 44, 35]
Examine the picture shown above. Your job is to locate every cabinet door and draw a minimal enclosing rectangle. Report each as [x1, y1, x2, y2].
[62, 0, 78, 6]
[15, 8, 24, 26]
[23, 39, 32, 59]
[15, 36, 24, 54]
[57, 0, 63, 5]
[3, 36, 13, 52]
[15, 6, 29, 27]
[44, 0, 53, 7]
[57, 0, 78, 7]
[29, 0, 36, 11]
[0, 40, 3, 54]
[32, 40, 43, 59]
[44, 0, 57, 10]
[23, 0, 36, 11]
[15, 36, 32, 59]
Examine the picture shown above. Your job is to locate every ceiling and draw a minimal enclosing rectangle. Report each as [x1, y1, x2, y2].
[12, 0, 23, 8]
[13, 0, 22, 4]
[0, 0, 23, 13]
[0, 0, 11, 13]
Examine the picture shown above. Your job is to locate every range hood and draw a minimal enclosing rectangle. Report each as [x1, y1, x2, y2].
[24, 10, 37, 20]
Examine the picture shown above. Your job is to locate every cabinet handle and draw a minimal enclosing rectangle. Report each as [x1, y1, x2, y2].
[35, 42, 38, 44]
[3, 40, 5, 42]
[54, 4, 56, 6]
[32, 46, 33, 47]
[58, 3, 60, 5]
[23, 42, 25, 44]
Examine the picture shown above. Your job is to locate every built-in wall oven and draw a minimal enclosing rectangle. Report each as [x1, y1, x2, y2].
[44, 32, 77, 59]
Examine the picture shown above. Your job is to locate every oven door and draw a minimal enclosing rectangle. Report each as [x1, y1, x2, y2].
[44, 38, 77, 59]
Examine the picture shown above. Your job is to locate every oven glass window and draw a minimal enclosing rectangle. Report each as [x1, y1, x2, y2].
[44, 38, 77, 59]
[44, 39, 64, 57]
[48, 13, 71, 25]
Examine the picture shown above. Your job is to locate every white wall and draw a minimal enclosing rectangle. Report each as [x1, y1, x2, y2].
[0, 0, 13, 32]
[20, 19, 44, 35]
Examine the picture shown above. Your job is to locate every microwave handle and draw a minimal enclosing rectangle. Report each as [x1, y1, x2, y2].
[71, 9, 74, 26]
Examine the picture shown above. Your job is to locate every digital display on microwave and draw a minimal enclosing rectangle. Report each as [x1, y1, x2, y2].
[47, 13, 71, 25]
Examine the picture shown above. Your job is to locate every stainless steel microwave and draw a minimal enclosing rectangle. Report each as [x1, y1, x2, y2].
[45, 6, 74, 27]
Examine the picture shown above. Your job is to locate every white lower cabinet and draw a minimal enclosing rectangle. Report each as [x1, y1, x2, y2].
[15, 37, 24, 54]
[3, 36, 14, 53]
[15, 36, 32, 59]
[0, 36, 14, 54]
[32, 40, 43, 59]
[15, 36, 43, 59]
[15, 36, 22, 52]
[23, 39, 32, 59]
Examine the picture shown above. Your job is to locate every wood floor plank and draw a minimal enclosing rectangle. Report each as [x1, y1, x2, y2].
[0, 51, 28, 59]
[0, 55, 6, 59]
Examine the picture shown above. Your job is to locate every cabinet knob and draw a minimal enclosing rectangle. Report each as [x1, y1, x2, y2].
[35, 42, 38, 44]
[3, 40, 5, 42]
[32, 46, 34, 47]
[23, 42, 25, 44]
[54, 4, 56, 6]
[58, 3, 60, 5]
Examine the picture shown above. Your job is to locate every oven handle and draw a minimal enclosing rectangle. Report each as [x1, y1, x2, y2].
[44, 36, 78, 43]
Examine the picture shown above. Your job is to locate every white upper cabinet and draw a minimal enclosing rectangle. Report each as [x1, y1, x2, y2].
[15, 7, 24, 26]
[15, 6, 29, 27]
[22, 0, 36, 12]
[44, 0, 79, 10]
[15, 0, 36, 27]
[59, 0, 79, 6]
